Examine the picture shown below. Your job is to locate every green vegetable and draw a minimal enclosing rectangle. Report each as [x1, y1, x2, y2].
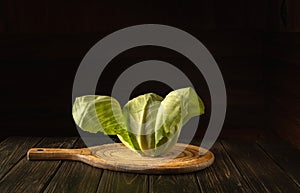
[72, 87, 204, 157]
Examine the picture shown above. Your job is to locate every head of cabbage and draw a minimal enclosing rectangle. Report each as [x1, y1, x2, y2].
[72, 87, 204, 157]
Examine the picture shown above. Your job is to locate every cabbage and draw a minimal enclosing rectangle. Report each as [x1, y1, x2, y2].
[72, 87, 204, 157]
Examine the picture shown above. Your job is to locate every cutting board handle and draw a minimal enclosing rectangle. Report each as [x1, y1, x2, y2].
[27, 148, 91, 160]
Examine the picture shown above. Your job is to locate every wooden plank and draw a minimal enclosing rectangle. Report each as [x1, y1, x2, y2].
[97, 170, 148, 193]
[0, 136, 6, 143]
[221, 140, 300, 192]
[149, 173, 201, 193]
[264, 33, 300, 63]
[267, 103, 300, 148]
[0, 137, 77, 193]
[257, 140, 300, 187]
[264, 33, 300, 149]
[0, 136, 41, 179]
[270, 95, 300, 118]
[0, 32, 262, 61]
[43, 138, 102, 193]
[196, 142, 252, 193]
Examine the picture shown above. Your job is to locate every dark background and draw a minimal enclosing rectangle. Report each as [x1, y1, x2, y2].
[0, 0, 299, 147]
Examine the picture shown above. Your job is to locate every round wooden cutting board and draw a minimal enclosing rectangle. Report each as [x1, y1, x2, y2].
[27, 143, 214, 174]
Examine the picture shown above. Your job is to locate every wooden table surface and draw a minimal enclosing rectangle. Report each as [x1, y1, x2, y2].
[0, 137, 299, 193]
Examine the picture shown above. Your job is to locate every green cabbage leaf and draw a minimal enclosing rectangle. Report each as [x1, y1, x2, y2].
[72, 87, 204, 156]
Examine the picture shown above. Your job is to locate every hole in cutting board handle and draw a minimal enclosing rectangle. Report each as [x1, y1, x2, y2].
[36, 149, 44, 151]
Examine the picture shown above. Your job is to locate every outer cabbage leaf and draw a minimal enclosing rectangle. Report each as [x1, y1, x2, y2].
[72, 95, 137, 150]
[153, 87, 205, 155]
